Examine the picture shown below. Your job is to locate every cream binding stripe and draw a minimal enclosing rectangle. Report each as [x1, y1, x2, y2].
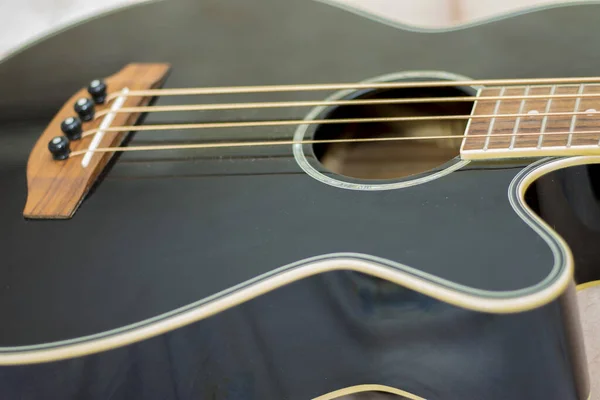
[313, 384, 425, 400]
[577, 280, 600, 291]
[0, 156, 594, 366]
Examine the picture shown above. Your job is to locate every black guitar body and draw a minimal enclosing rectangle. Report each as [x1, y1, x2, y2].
[0, 1, 599, 399]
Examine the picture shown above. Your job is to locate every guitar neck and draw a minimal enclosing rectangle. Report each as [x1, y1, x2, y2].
[460, 83, 600, 160]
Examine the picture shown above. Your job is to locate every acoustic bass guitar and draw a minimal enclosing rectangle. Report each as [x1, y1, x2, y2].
[0, 1, 599, 399]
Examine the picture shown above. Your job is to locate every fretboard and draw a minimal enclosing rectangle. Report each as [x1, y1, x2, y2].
[460, 84, 600, 160]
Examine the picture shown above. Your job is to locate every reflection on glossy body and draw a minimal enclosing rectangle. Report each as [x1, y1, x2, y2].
[0, 272, 586, 399]
[0, 0, 600, 398]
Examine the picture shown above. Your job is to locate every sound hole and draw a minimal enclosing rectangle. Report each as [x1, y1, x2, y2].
[312, 86, 474, 180]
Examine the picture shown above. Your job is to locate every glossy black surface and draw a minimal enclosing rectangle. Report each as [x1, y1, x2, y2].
[0, 0, 599, 398]
[0, 273, 585, 400]
[0, 0, 570, 346]
[532, 166, 600, 284]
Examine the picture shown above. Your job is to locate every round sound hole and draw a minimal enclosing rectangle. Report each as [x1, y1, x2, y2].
[312, 86, 475, 180]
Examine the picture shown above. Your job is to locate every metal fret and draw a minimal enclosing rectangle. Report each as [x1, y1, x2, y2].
[483, 87, 505, 151]
[537, 85, 557, 149]
[567, 84, 585, 147]
[460, 87, 482, 154]
[462, 83, 600, 159]
[509, 86, 529, 149]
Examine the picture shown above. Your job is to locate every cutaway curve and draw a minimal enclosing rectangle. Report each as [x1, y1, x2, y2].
[0, 245, 573, 366]
[2, 157, 594, 367]
[1, 153, 593, 365]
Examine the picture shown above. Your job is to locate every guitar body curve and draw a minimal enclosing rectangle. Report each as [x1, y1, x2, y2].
[1, 0, 600, 399]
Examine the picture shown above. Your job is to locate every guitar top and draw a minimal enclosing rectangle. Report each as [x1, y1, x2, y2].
[0, 1, 598, 399]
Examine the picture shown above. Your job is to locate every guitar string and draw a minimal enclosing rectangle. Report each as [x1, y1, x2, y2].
[74, 79, 600, 158]
[68, 129, 600, 158]
[104, 76, 600, 101]
[80, 110, 600, 138]
[94, 92, 600, 119]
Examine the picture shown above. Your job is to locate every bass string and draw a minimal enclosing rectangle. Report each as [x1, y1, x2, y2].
[104, 76, 600, 101]
[68, 129, 600, 158]
[76, 77, 600, 158]
[94, 92, 600, 119]
[81, 110, 600, 138]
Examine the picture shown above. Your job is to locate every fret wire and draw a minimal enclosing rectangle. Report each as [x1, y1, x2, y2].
[510, 86, 530, 150]
[567, 84, 585, 147]
[460, 87, 482, 154]
[538, 85, 557, 149]
[483, 87, 506, 151]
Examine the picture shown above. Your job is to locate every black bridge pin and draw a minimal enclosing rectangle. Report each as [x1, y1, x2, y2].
[60, 116, 82, 140]
[48, 136, 70, 161]
[87, 79, 107, 104]
[74, 97, 95, 121]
